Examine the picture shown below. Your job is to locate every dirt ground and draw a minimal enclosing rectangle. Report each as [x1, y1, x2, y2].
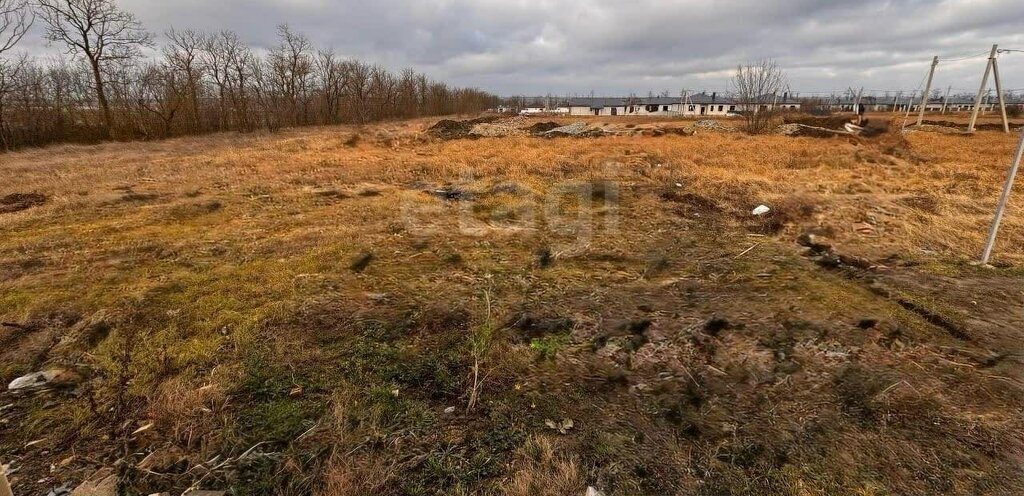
[1, 114, 1022, 495]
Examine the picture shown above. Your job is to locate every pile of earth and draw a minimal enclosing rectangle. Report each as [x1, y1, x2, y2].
[921, 119, 1024, 132]
[783, 114, 853, 129]
[692, 119, 735, 132]
[643, 126, 695, 137]
[525, 121, 562, 134]
[779, 114, 890, 138]
[540, 122, 605, 138]
[426, 116, 499, 139]
[468, 116, 530, 137]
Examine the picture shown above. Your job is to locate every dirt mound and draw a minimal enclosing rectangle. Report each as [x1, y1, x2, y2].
[858, 119, 891, 138]
[0, 192, 47, 213]
[427, 116, 498, 139]
[910, 124, 969, 135]
[541, 122, 605, 138]
[692, 119, 735, 132]
[641, 126, 695, 137]
[659, 127, 695, 137]
[469, 117, 529, 137]
[921, 119, 1023, 132]
[783, 114, 853, 129]
[526, 121, 561, 134]
[777, 117, 891, 139]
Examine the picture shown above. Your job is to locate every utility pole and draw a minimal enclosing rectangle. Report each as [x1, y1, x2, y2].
[981, 127, 1024, 264]
[991, 50, 1010, 133]
[901, 91, 916, 129]
[917, 56, 938, 126]
[892, 91, 901, 113]
[941, 85, 951, 114]
[854, 87, 863, 114]
[969, 44, 998, 133]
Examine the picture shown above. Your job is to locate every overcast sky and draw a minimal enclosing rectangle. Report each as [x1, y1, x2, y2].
[17, 0, 1024, 97]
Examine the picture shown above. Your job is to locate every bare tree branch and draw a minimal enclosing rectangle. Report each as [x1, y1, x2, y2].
[0, 0, 32, 55]
[35, 0, 153, 136]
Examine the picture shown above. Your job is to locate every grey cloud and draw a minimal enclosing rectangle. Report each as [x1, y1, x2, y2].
[16, 0, 1024, 96]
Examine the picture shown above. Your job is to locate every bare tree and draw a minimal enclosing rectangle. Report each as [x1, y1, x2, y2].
[732, 59, 788, 134]
[0, 20, 499, 150]
[368, 64, 395, 120]
[0, 52, 28, 148]
[36, 0, 154, 137]
[268, 24, 312, 126]
[164, 28, 203, 132]
[200, 30, 253, 131]
[396, 67, 417, 119]
[0, 0, 32, 55]
[223, 33, 255, 131]
[344, 59, 370, 124]
[135, 62, 184, 137]
[315, 49, 343, 124]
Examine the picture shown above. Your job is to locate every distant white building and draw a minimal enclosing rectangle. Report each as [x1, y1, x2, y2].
[519, 106, 547, 115]
[567, 97, 683, 116]
[566, 93, 801, 117]
[517, 105, 570, 115]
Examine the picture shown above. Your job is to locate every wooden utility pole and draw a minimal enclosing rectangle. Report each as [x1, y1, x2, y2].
[901, 91, 916, 129]
[969, 44, 998, 133]
[917, 56, 938, 125]
[941, 85, 951, 114]
[991, 51, 1010, 133]
[981, 127, 1024, 264]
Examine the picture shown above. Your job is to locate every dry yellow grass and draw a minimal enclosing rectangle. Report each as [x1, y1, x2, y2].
[3, 117, 1019, 275]
[1, 116, 1022, 495]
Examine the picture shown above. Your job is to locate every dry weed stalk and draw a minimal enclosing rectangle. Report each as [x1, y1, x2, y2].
[467, 288, 496, 413]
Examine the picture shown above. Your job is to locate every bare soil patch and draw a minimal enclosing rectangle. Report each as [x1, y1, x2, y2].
[0, 192, 46, 213]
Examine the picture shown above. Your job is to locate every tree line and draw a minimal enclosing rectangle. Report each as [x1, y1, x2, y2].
[0, 0, 499, 151]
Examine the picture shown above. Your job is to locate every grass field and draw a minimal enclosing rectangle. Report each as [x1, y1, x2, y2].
[1, 114, 1022, 495]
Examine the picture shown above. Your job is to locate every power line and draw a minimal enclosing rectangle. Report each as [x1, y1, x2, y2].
[938, 51, 991, 62]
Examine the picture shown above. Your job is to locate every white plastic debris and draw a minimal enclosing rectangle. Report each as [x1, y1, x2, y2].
[7, 369, 78, 390]
[752, 205, 771, 216]
[586, 487, 605, 496]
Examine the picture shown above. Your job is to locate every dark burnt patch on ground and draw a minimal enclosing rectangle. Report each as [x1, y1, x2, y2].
[0, 192, 47, 213]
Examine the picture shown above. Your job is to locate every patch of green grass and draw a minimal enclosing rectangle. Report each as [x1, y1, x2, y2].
[358, 384, 438, 431]
[237, 397, 326, 444]
[16, 395, 98, 449]
[329, 321, 469, 402]
[529, 334, 569, 360]
[406, 441, 502, 495]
